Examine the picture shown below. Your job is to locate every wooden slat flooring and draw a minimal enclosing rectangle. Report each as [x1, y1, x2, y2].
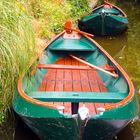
[38, 57, 109, 115]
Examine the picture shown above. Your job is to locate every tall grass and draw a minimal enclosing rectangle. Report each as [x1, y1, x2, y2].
[23, 0, 91, 39]
[67, 0, 90, 20]
[23, 0, 72, 38]
[0, 0, 91, 124]
[0, 0, 36, 124]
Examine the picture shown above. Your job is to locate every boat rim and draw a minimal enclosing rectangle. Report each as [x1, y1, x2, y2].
[92, 1, 127, 17]
[17, 29, 134, 113]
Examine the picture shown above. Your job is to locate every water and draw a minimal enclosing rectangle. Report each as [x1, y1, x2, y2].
[1, 0, 140, 140]
[95, 0, 140, 139]
[95, 0, 140, 91]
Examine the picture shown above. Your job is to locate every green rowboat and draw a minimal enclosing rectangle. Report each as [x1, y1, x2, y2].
[78, 0, 128, 36]
[13, 22, 138, 140]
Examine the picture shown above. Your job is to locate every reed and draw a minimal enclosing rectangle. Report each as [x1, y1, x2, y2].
[0, 0, 36, 124]
[0, 0, 91, 124]
[24, 0, 91, 39]
[67, 0, 90, 19]
[23, 0, 72, 38]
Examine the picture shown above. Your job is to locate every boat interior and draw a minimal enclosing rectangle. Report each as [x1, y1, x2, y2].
[91, 0, 125, 17]
[38, 56, 109, 115]
[94, 6, 124, 17]
[24, 34, 128, 116]
[25, 52, 128, 116]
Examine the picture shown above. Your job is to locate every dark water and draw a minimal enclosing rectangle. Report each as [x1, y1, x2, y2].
[95, 0, 140, 139]
[1, 0, 140, 140]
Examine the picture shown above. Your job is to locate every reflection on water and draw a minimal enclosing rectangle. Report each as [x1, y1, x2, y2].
[114, 125, 134, 140]
[95, 33, 127, 58]
[12, 119, 138, 140]
[1, 0, 140, 140]
[12, 119, 139, 140]
[0, 118, 136, 140]
[14, 119, 39, 140]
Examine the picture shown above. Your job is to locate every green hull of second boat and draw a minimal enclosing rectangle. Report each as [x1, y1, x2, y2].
[78, 5, 128, 36]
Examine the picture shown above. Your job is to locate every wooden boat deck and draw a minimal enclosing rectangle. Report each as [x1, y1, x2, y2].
[38, 57, 109, 115]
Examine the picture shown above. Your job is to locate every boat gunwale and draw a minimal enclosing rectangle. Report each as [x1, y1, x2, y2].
[18, 31, 65, 110]
[85, 35, 134, 111]
[17, 30, 134, 112]
[92, 2, 127, 18]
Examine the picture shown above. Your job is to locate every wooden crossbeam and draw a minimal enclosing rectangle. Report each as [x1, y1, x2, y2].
[37, 64, 115, 71]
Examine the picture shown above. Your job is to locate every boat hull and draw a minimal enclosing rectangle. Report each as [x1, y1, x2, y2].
[78, 4, 128, 36]
[19, 115, 130, 140]
[13, 90, 138, 140]
[78, 14, 128, 36]
[13, 29, 138, 139]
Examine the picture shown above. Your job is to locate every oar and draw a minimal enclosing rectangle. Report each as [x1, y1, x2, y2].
[104, 0, 112, 6]
[72, 28, 94, 37]
[70, 55, 118, 78]
[64, 21, 94, 37]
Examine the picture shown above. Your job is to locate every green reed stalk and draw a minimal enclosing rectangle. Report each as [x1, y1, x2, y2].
[0, 0, 36, 124]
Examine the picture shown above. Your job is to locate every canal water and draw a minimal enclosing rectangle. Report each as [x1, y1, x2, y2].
[95, 0, 140, 139]
[0, 0, 140, 140]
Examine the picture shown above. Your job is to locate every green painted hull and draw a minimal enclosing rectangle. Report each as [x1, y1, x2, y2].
[13, 92, 138, 140]
[13, 33, 138, 139]
[79, 6, 128, 35]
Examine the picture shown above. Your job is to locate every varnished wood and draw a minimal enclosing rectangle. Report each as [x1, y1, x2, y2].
[38, 57, 109, 115]
[54, 59, 64, 111]
[70, 55, 118, 78]
[38, 64, 115, 71]
[64, 21, 94, 37]
[18, 27, 134, 112]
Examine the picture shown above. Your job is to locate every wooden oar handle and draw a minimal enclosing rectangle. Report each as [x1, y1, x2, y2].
[104, 0, 109, 3]
[104, 0, 112, 6]
[64, 21, 94, 37]
[72, 29, 94, 37]
[70, 55, 118, 78]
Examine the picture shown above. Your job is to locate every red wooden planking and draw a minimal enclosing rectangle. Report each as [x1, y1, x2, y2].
[76, 60, 85, 109]
[95, 72, 112, 106]
[63, 57, 72, 114]
[87, 70, 100, 115]
[38, 57, 110, 115]
[79, 56, 90, 92]
[63, 103, 71, 114]
[45, 69, 56, 106]
[38, 70, 56, 105]
[71, 58, 82, 91]
[78, 59, 96, 115]
[38, 68, 55, 91]
[53, 58, 64, 109]
[88, 70, 101, 92]
[83, 70, 95, 115]
[92, 71, 107, 114]
[80, 70, 91, 92]
[55, 59, 64, 91]
[64, 57, 73, 91]
[45, 69, 56, 91]
[38, 68, 53, 91]
[71, 58, 81, 114]
[96, 73, 108, 92]
[38, 78, 47, 91]
[87, 70, 103, 114]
